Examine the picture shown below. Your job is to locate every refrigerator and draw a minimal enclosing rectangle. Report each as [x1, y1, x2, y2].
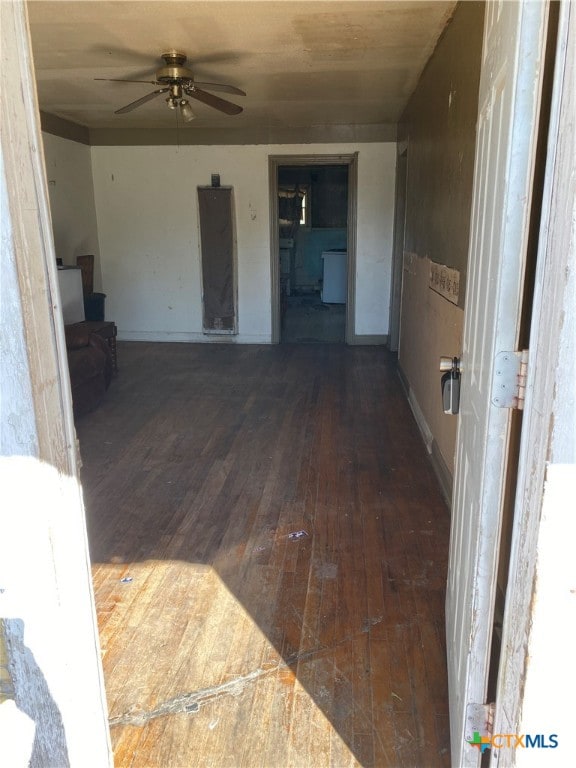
[321, 250, 347, 303]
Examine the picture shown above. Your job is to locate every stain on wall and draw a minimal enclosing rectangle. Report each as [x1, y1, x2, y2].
[400, 0, 484, 306]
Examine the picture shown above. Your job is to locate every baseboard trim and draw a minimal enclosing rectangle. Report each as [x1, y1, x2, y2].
[406, 388, 434, 453]
[396, 363, 410, 395]
[347, 334, 388, 346]
[397, 363, 453, 507]
[430, 439, 453, 506]
[117, 331, 272, 344]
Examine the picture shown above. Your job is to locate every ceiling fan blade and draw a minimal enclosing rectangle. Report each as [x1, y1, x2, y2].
[187, 51, 248, 66]
[95, 78, 158, 84]
[115, 89, 167, 114]
[193, 81, 246, 97]
[185, 87, 243, 115]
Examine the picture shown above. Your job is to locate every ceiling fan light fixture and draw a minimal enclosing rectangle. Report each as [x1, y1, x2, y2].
[180, 100, 196, 122]
[98, 50, 246, 117]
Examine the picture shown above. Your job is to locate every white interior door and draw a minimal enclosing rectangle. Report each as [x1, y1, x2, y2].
[446, 2, 549, 766]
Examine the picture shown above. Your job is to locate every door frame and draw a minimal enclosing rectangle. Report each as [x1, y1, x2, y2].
[268, 154, 358, 344]
[446, 1, 550, 764]
[492, 0, 576, 758]
[1, 0, 111, 764]
[388, 141, 408, 353]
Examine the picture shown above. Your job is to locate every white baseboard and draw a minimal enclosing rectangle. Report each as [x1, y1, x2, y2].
[397, 364, 453, 505]
[116, 330, 272, 344]
[406, 387, 434, 453]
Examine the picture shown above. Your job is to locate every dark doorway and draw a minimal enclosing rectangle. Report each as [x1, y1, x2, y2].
[278, 165, 349, 343]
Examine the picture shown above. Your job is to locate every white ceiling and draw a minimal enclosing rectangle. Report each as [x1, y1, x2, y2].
[28, 0, 457, 133]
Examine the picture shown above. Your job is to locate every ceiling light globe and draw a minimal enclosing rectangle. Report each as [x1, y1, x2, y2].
[180, 101, 196, 122]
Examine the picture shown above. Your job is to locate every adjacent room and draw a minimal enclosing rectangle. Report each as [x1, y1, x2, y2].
[277, 164, 349, 344]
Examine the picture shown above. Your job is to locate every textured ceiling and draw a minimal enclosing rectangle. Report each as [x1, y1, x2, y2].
[28, 0, 457, 133]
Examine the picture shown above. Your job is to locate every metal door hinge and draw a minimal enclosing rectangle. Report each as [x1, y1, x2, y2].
[492, 350, 529, 409]
[465, 701, 496, 742]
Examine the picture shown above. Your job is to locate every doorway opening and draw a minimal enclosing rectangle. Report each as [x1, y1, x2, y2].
[278, 165, 348, 343]
[269, 155, 358, 345]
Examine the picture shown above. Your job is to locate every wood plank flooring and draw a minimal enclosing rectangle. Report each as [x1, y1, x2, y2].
[282, 296, 346, 343]
[77, 342, 451, 768]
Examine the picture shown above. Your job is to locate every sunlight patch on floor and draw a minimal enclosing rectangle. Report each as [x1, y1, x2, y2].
[92, 559, 358, 767]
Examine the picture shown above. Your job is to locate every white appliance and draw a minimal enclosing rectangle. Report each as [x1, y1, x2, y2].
[321, 250, 347, 303]
[57, 266, 85, 324]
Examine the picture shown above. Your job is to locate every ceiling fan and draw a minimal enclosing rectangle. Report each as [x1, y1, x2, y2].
[95, 52, 245, 122]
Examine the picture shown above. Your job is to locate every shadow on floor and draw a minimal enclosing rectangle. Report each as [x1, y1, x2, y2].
[282, 293, 346, 343]
[77, 341, 450, 767]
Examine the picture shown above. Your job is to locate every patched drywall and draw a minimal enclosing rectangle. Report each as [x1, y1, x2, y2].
[397, 1, 484, 478]
[42, 132, 102, 290]
[90, 142, 395, 342]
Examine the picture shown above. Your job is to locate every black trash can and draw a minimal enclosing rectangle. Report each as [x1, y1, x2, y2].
[84, 292, 106, 322]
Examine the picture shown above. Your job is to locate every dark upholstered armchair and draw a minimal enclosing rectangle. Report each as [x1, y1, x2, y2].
[65, 323, 113, 417]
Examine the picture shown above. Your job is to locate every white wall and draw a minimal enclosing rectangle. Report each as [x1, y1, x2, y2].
[42, 133, 102, 291]
[91, 142, 395, 343]
[353, 145, 396, 336]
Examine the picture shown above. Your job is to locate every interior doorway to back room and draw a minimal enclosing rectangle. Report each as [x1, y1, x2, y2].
[277, 164, 349, 343]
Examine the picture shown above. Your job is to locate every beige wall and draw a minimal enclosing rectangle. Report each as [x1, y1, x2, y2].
[400, 252, 462, 470]
[397, 1, 484, 481]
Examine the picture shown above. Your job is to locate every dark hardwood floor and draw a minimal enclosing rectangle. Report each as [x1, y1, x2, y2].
[77, 342, 451, 767]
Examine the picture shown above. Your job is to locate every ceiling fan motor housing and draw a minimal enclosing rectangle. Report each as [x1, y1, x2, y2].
[157, 52, 194, 84]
